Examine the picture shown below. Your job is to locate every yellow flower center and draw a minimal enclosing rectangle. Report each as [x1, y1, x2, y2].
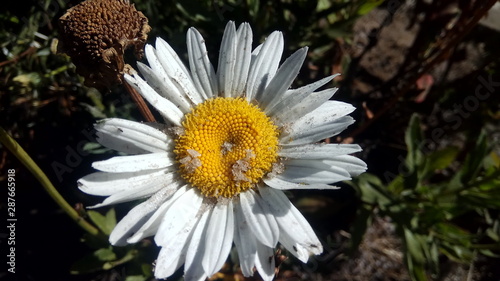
[174, 97, 279, 198]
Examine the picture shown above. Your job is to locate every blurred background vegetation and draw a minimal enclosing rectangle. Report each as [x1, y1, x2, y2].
[0, 0, 499, 280]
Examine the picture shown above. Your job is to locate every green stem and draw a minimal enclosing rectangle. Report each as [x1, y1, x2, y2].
[103, 249, 138, 270]
[0, 127, 99, 236]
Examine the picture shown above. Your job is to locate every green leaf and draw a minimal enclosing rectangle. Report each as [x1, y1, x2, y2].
[13, 72, 42, 88]
[87, 208, 116, 235]
[316, 0, 331, 12]
[415, 203, 449, 228]
[81, 103, 107, 119]
[102, 249, 138, 270]
[387, 174, 404, 194]
[403, 228, 433, 281]
[9, 16, 20, 24]
[460, 177, 500, 208]
[421, 146, 460, 179]
[141, 263, 154, 277]
[349, 206, 373, 253]
[81, 232, 110, 250]
[70, 247, 117, 274]
[433, 223, 472, 246]
[433, 223, 475, 263]
[125, 276, 147, 281]
[402, 114, 426, 190]
[486, 222, 500, 242]
[82, 142, 110, 154]
[477, 170, 500, 191]
[439, 242, 473, 263]
[246, 0, 260, 18]
[351, 173, 393, 208]
[94, 247, 117, 261]
[405, 114, 424, 173]
[87, 87, 105, 111]
[479, 249, 500, 258]
[456, 130, 489, 184]
[357, 0, 385, 15]
[37, 48, 51, 56]
[486, 228, 500, 242]
[404, 228, 426, 265]
[429, 241, 439, 275]
[484, 150, 500, 170]
[405, 251, 427, 281]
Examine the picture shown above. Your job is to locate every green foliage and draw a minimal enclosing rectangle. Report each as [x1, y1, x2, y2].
[71, 208, 154, 279]
[87, 208, 117, 236]
[357, 0, 385, 15]
[70, 246, 140, 274]
[125, 275, 149, 281]
[350, 114, 500, 281]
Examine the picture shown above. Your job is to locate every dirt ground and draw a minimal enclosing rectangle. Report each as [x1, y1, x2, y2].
[322, 1, 500, 281]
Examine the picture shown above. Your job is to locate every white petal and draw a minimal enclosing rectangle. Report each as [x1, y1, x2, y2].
[231, 22, 252, 97]
[143, 43, 192, 109]
[155, 241, 186, 279]
[95, 118, 171, 154]
[239, 190, 279, 247]
[78, 168, 173, 196]
[154, 189, 203, 279]
[127, 184, 188, 243]
[92, 152, 175, 173]
[246, 31, 284, 101]
[155, 37, 191, 78]
[89, 170, 177, 208]
[281, 158, 353, 184]
[98, 119, 169, 142]
[155, 37, 204, 105]
[124, 74, 184, 126]
[273, 88, 338, 127]
[323, 155, 368, 176]
[187, 27, 218, 99]
[279, 232, 311, 263]
[217, 21, 237, 97]
[266, 74, 338, 121]
[279, 143, 362, 159]
[233, 202, 257, 277]
[259, 187, 322, 262]
[137, 59, 191, 113]
[110, 200, 154, 246]
[202, 201, 235, 276]
[251, 43, 262, 57]
[184, 209, 211, 281]
[259, 47, 308, 111]
[263, 176, 338, 190]
[280, 101, 355, 146]
[109, 186, 176, 246]
[155, 187, 204, 247]
[254, 241, 275, 281]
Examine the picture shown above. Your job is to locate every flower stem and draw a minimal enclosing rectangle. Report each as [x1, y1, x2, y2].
[123, 76, 156, 123]
[0, 127, 99, 236]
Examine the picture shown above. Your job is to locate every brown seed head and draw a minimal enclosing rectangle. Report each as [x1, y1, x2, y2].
[58, 0, 151, 89]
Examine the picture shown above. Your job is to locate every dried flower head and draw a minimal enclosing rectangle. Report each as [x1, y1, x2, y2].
[57, 0, 151, 89]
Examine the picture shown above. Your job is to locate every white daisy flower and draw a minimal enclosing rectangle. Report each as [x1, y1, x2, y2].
[78, 21, 367, 280]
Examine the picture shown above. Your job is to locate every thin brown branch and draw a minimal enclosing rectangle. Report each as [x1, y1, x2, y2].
[0, 47, 37, 68]
[122, 78, 156, 123]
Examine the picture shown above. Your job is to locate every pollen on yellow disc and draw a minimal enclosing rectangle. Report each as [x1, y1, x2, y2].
[174, 97, 279, 198]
